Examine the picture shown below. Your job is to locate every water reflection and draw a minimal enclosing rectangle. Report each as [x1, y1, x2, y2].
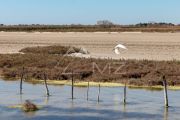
[19, 94, 23, 104]
[164, 107, 169, 120]
[70, 100, 75, 109]
[123, 104, 127, 112]
[128, 86, 163, 91]
[44, 96, 50, 105]
[0, 80, 180, 120]
[23, 111, 37, 118]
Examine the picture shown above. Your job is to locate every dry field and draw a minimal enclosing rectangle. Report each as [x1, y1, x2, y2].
[0, 32, 180, 60]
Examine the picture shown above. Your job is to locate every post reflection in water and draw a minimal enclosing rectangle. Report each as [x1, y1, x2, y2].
[44, 96, 50, 105]
[70, 100, 75, 109]
[122, 103, 127, 118]
[19, 94, 23, 104]
[164, 107, 169, 120]
[123, 104, 127, 113]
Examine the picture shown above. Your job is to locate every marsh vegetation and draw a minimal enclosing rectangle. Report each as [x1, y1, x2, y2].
[0, 46, 180, 87]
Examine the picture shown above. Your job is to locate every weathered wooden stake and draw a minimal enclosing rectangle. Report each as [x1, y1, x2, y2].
[163, 75, 169, 107]
[87, 81, 90, 101]
[123, 82, 127, 104]
[20, 67, 24, 94]
[98, 84, 101, 102]
[44, 73, 50, 96]
[71, 71, 74, 100]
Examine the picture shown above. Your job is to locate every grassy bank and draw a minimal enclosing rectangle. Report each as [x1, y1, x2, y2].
[24, 79, 180, 90]
[1, 45, 180, 87]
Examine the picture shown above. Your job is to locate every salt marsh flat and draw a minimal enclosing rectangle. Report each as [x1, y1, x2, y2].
[1, 32, 180, 60]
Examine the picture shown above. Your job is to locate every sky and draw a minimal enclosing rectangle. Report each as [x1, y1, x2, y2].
[0, 0, 180, 25]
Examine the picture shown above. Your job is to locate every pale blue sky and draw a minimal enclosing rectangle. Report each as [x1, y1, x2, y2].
[0, 0, 179, 25]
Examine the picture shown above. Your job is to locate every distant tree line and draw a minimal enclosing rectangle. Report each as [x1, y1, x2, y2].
[135, 22, 175, 27]
[0, 20, 180, 32]
[97, 20, 114, 25]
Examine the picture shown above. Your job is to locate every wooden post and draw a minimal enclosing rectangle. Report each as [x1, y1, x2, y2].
[98, 84, 101, 102]
[44, 73, 50, 96]
[123, 82, 127, 104]
[87, 81, 90, 101]
[20, 67, 24, 94]
[71, 71, 74, 100]
[163, 75, 169, 107]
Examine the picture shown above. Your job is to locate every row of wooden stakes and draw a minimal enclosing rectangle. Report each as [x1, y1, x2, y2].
[19, 68, 169, 107]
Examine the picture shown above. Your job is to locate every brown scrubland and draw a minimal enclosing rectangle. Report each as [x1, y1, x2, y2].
[0, 46, 180, 87]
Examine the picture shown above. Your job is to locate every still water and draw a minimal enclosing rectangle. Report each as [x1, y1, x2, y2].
[0, 79, 180, 120]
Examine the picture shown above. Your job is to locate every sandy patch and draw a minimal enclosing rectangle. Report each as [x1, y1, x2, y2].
[0, 32, 180, 60]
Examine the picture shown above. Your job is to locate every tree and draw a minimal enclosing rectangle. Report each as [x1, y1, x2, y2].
[97, 20, 114, 26]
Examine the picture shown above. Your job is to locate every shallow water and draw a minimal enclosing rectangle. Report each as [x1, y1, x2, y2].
[0, 79, 180, 120]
